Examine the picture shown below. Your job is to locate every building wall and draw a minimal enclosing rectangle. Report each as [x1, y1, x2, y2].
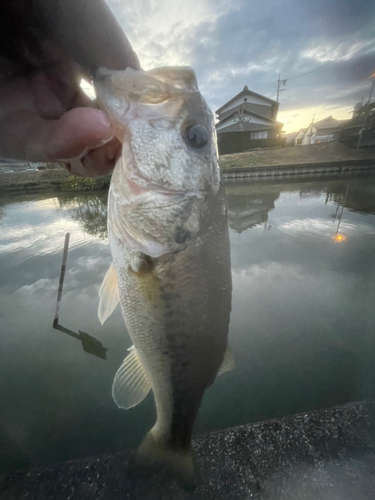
[218, 132, 285, 154]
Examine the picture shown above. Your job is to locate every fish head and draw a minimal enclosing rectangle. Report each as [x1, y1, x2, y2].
[94, 66, 220, 196]
[94, 67, 220, 257]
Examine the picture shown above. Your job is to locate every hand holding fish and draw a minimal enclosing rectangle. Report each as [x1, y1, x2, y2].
[0, 0, 139, 176]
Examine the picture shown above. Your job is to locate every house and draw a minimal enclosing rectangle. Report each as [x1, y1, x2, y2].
[283, 131, 298, 145]
[215, 86, 283, 139]
[294, 128, 307, 146]
[339, 101, 375, 147]
[295, 116, 349, 146]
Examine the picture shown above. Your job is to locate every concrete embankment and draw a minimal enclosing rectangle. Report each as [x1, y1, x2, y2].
[222, 158, 375, 180]
[1, 400, 375, 499]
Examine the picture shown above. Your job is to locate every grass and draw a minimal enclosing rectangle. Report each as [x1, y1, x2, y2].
[220, 143, 375, 170]
[0, 166, 110, 194]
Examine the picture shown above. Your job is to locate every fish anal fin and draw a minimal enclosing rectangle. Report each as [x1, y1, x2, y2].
[112, 346, 151, 409]
[217, 345, 235, 376]
[98, 263, 119, 325]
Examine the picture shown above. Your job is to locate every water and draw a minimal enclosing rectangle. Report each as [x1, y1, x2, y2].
[1, 174, 375, 475]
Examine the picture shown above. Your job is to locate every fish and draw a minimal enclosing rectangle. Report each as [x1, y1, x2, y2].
[94, 66, 232, 480]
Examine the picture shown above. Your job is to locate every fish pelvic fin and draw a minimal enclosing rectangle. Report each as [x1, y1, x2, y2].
[98, 263, 119, 325]
[112, 346, 151, 409]
[135, 428, 194, 484]
[217, 344, 235, 376]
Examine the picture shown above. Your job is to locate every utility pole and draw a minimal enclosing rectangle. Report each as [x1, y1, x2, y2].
[357, 72, 375, 149]
[367, 75, 375, 104]
[276, 74, 287, 103]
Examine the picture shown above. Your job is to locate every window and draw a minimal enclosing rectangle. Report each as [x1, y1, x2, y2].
[251, 131, 268, 139]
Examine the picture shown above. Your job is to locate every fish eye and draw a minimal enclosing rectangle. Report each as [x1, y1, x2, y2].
[184, 123, 209, 149]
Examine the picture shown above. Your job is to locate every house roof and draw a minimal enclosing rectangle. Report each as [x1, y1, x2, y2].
[295, 127, 307, 136]
[283, 131, 298, 142]
[313, 116, 349, 130]
[215, 86, 278, 114]
[219, 102, 274, 122]
[216, 107, 278, 126]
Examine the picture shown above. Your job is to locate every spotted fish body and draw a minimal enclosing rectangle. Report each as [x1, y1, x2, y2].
[95, 67, 232, 478]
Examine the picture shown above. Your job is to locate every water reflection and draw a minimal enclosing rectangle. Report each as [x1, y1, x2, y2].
[1, 174, 375, 476]
[51, 178, 375, 240]
[54, 323, 108, 360]
[58, 192, 108, 239]
[226, 175, 375, 237]
[226, 188, 280, 233]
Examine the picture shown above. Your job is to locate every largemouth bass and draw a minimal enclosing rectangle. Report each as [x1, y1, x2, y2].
[94, 67, 232, 479]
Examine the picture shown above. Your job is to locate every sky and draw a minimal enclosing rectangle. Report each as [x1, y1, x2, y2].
[104, 0, 375, 133]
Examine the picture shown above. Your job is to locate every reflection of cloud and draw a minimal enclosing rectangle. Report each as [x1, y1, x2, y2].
[0, 197, 108, 267]
[280, 218, 375, 238]
[233, 261, 304, 286]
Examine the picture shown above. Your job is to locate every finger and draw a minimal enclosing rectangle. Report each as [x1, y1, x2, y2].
[34, 0, 140, 72]
[63, 136, 121, 177]
[30, 61, 86, 119]
[0, 107, 113, 162]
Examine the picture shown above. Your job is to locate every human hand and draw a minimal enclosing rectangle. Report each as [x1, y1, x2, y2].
[0, 0, 140, 177]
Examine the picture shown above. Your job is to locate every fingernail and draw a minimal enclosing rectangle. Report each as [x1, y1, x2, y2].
[105, 142, 121, 163]
[96, 110, 112, 129]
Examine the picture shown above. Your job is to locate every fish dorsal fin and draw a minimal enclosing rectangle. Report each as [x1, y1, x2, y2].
[98, 263, 120, 325]
[146, 67, 198, 91]
[112, 346, 151, 409]
[217, 345, 235, 376]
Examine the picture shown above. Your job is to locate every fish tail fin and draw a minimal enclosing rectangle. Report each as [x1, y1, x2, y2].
[134, 428, 194, 484]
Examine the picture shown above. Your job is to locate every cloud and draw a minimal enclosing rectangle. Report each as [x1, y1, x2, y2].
[105, 0, 375, 131]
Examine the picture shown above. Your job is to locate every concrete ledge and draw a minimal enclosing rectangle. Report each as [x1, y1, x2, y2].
[222, 159, 375, 180]
[1, 401, 375, 499]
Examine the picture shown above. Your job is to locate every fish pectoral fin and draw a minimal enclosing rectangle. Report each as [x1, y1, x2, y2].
[98, 263, 119, 325]
[112, 346, 151, 409]
[217, 345, 235, 376]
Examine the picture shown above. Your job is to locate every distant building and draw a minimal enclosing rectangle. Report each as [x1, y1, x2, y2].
[215, 86, 283, 138]
[339, 101, 375, 147]
[0, 159, 41, 173]
[283, 131, 298, 145]
[294, 128, 307, 146]
[295, 116, 349, 146]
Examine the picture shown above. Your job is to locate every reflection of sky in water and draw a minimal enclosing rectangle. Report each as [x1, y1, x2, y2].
[1, 177, 375, 475]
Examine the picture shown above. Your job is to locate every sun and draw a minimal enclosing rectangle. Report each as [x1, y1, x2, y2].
[332, 234, 346, 243]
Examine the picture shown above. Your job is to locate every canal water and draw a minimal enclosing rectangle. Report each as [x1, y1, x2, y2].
[1, 174, 375, 475]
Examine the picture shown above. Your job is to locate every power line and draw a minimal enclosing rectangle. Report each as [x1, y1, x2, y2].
[286, 61, 333, 81]
[276, 61, 333, 102]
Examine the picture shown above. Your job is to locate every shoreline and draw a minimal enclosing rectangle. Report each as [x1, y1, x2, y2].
[1, 158, 375, 195]
[1, 400, 375, 499]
